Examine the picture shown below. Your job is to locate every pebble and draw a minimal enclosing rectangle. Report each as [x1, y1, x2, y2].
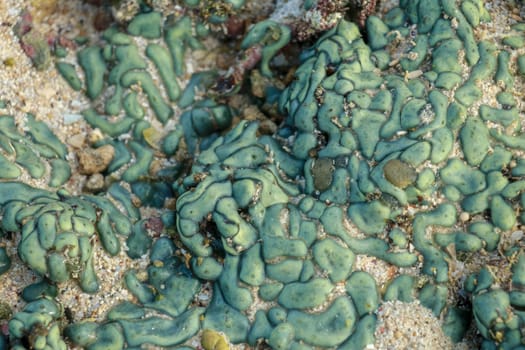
[383, 159, 417, 189]
[67, 133, 86, 149]
[77, 144, 115, 175]
[459, 212, 470, 222]
[84, 173, 105, 192]
[63, 113, 83, 125]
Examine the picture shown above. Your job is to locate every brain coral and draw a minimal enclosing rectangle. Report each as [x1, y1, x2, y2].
[1, 0, 525, 349]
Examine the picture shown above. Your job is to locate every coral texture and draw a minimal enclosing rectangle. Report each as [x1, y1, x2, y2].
[1, 0, 525, 349]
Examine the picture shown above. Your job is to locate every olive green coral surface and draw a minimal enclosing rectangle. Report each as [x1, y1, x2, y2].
[1, 0, 525, 349]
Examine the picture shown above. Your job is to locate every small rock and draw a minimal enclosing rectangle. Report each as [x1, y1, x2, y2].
[201, 329, 229, 350]
[312, 158, 334, 192]
[67, 133, 86, 148]
[63, 113, 83, 125]
[383, 159, 417, 189]
[459, 212, 470, 222]
[77, 144, 115, 175]
[84, 173, 105, 192]
[87, 129, 104, 144]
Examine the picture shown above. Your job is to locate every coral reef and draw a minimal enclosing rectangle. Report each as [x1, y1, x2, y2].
[0, 114, 70, 185]
[1, 0, 525, 349]
[0, 181, 145, 293]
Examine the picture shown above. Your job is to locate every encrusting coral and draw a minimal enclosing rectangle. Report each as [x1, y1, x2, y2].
[1, 0, 525, 349]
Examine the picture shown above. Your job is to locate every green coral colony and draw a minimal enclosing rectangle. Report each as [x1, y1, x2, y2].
[1, 0, 525, 349]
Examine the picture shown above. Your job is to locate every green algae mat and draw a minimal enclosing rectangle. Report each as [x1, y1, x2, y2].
[2, 0, 525, 349]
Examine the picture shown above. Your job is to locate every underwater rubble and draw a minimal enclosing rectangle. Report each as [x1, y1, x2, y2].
[1, 0, 525, 349]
